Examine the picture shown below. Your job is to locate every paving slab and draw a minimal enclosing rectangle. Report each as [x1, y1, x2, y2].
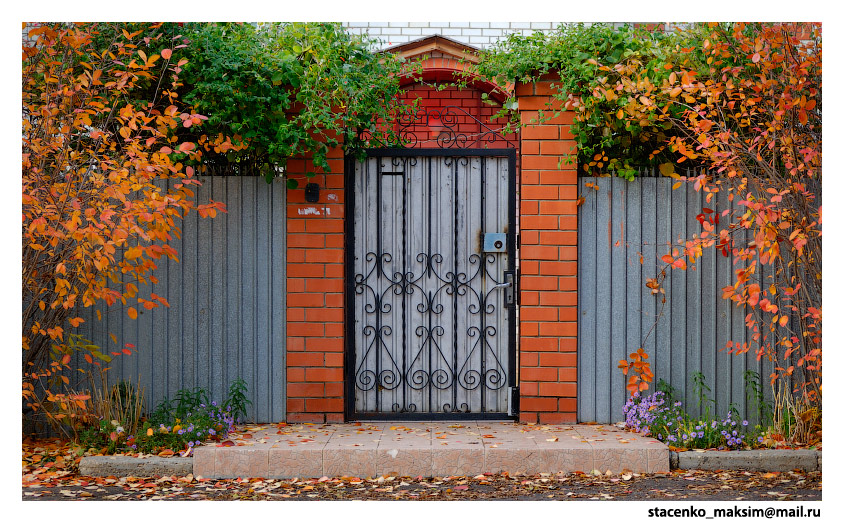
[77, 425, 821, 479]
[194, 422, 670, 479]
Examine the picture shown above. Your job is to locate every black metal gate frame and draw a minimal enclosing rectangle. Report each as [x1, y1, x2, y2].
[344, 147, 518, 420]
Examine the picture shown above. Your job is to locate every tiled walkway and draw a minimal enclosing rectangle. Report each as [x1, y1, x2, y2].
[194, 422, 669, 479]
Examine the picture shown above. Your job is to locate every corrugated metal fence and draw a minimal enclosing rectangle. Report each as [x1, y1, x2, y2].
[75, 175, 287, 422]
[577, 173, 778, 424]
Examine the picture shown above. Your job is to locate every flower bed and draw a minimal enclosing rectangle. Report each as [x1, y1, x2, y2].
[623, 391, 763, 451]
[78, 401, 237, 457]
[75, 379, 251, 457]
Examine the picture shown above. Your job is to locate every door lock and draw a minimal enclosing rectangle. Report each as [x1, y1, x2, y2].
[482, 232, 507, 253]
[498, 271, 514, 306]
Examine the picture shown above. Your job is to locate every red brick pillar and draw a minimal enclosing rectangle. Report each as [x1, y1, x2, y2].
[516, 75, 579, 424]
[285, 146, 346, 423]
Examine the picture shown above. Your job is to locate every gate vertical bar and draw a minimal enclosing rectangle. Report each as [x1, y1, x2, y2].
[480, 157, 487, 413]
[452, 156, 459, 413]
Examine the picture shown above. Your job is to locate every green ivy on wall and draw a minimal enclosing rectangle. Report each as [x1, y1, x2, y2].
[473, 23, 713, 179]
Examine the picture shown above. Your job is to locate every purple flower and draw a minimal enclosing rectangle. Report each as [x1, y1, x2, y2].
[742, 420, 749, 426]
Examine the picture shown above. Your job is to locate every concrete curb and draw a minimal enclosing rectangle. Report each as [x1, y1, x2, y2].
[671, 449, 821, 472]
[79, 455, 193, 477]
[78, 449, 821, 478]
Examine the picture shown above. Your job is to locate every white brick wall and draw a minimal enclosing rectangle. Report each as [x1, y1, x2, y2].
[342, 22, 565, 48]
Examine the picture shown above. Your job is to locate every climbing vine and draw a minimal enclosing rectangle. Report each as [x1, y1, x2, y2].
[474, 23, 709, 178]
[88, 22, 413, 184]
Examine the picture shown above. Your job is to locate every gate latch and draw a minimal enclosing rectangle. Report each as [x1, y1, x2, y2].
[482, 232, 507, 253]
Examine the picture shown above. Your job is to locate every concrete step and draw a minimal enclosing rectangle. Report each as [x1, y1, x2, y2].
[193, 422, 669, 479]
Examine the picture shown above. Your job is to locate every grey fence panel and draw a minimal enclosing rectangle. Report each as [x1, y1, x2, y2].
[623, 178, 642, 412]
[577, 177, 597, 420]
[75, 176, 287, 422]
[653, 179, 672, 404]
[594, 178, 612, 418]
[609, 177, 627, 420]
[578, 175, 776, 424]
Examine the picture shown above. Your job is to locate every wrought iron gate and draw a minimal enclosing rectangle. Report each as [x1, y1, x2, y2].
[346, 148, 517, 419]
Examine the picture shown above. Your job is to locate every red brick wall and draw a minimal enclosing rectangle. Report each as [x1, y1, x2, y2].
[516, 75, 579, 424]
[396, 83, 515, 148]
[283, 73, 579, 424]
[285, 141, 347, 423]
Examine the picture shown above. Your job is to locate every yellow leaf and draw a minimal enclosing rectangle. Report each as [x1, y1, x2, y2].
[659, 163, 676, 177]
[616, 109, 624, 119]
[672, 182, 682, 190]
[127, 307, 138, 320]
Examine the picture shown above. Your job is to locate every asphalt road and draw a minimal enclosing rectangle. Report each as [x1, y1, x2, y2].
[22, 469, 821, 501]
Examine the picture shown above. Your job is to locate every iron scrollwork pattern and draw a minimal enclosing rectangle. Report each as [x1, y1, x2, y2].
[353, 156, 510, 415]
[357, 105, 517, 150]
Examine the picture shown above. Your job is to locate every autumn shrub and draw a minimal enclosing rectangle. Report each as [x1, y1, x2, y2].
[474, 23, 691, 178]
[88, 377, 146, 438]
[765, 385, 821, 447]
[106, 22, 412, 184]
[22, 22, 242, 430]
[479, 23, 821, 422]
